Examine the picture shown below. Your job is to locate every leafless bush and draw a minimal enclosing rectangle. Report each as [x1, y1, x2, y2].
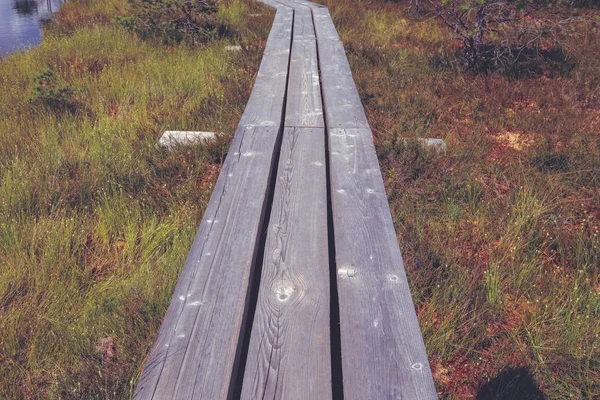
[424, 0, 589, 75]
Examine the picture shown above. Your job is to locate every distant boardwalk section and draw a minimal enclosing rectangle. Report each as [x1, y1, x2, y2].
[134, 0, 437, 398]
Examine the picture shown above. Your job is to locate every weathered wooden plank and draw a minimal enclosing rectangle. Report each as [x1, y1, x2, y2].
[284, 10, 323, 128]
[241, 127, 331, 400]
[279, 0, 325, 8]
[306, 7, 436, 395]
[311, 8, 369, 129]
[241, 4, 329, 397]
[328, 127, 437, 399]
[134, 5, 293, 399]
[239, 6, 293, 128]
[261, 0, 291, 9]
[296, 0, 326, 9]
[134, 125, 283, 400]
[291, 6, 315, 40]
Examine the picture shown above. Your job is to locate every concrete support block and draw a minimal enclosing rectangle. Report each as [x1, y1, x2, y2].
[159, 131, 217, 150]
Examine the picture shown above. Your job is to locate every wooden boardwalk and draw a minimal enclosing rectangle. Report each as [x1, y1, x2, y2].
[134, 0, 437, 398]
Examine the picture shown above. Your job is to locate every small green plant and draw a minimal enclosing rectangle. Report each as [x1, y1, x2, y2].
[485, 263, 501, 306]
[27, 67, 75, 111]
[117, 0, 222, 46]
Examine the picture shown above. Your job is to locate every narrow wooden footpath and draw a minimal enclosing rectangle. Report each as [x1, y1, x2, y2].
[134, 1, 437, 398]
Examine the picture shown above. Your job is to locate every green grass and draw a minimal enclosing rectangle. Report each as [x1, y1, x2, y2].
[2, 0, 599, 397]
[319, 0, 600, 397]
[0, 0, 272, 397]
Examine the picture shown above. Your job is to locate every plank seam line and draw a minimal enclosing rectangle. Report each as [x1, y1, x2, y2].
[229, 3, 296, 397]
[283, 124, 323, 128]
[310, 4, 345, 399]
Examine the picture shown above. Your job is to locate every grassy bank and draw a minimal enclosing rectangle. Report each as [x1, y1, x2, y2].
[0, 0, 272, 397]
[319, 0, 600, 397]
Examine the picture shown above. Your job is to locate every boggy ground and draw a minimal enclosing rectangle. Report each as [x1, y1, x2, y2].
[2, 0, 599, 398]
[0, 0, 272, 397]
[318, 0, 600, 398]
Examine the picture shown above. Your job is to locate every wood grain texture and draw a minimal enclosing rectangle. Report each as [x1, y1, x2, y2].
[241, 127, 331, 400]
[311, 8, 369, 129]
[308, 7, 437, 396]
[291, 6, 315, 40]
[134, 125, 283, 400]
[134, 5, 293, 400]
[239, 5, 293, 129]
[328, 127, 437, 399]
[284, 7, 323, 128]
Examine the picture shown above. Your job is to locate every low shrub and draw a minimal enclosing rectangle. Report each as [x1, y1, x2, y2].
[117, 0, 223, 45]
[27, 67, 76, 111]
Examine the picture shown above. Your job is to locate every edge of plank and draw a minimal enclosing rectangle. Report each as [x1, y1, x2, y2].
[134, 3, 293, 399]
[328, 127, 438, 399]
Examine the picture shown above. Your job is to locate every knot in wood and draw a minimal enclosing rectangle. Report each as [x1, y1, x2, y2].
[272, 280, 297, 302]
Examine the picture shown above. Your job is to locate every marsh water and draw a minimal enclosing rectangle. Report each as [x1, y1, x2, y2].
[0, 0, 64, 56]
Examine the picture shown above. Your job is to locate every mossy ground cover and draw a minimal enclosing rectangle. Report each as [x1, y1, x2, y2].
[0, 0, 271, 397]
[319, 0, 600, 397]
